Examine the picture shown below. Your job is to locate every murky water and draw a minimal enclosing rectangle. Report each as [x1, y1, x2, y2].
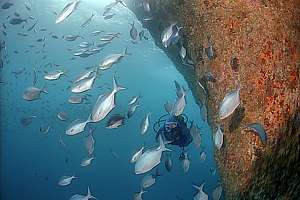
[0, 0, 222, 199]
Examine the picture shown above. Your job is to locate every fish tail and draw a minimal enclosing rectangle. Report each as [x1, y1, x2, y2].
[192, 184, 201, 190]
[158, 135, 172, 152]
[72, 173, 77, 179]
[113, 76, 126, 92]
[87, 186, 96, 199]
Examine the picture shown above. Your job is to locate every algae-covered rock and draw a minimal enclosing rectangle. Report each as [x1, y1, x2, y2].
[127, 0, 300, 198]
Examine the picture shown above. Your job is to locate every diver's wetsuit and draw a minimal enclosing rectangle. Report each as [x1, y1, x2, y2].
[156, 115, 192, 148]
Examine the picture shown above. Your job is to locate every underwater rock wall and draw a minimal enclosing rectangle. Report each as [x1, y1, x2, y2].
[127, 0, 300, 198]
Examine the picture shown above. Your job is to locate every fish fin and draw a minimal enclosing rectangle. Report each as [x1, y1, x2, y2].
[62, 69, 68, 76]
[141, 190, 147, 194]
[113, 76, 126, 92]
[123, 47, 131, 55]
[87, 186, 96, 199]
[192, 183, 204, 191]
[41, 84, 48, 94]
[85, 114, 92, 124]
[117, 0, 127, 7]
[192, 184, 201, 190]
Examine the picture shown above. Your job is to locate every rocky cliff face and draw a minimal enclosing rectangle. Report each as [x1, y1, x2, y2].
[126, 0, 300, 198]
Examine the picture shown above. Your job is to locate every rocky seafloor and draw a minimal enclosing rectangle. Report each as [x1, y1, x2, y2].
[126, 0, 300, 199]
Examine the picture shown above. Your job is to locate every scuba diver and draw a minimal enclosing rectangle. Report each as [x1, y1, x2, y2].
[154, 113, 193, 159]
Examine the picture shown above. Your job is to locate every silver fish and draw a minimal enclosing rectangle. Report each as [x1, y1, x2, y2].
[205, 44, 215, 60]
[130, 146, 144, 163]
[96, 41, 111, 48]
[133, 189, 147, 200]
[164, 153, 172, 172]
[80, 157, 94, 167]
[140, 112, 150, 135]
[64, 34, 82, 41]
[68, 94, 87, 104]
[198, 81, 208, 96]
[71, 73, 96, 93]
[182, 152, 190, 174]
[44, 70, 64, 80]
[143, 1, 150, 12]
[141, 169, 160, 189]
[66, 119, 89, 136]
[164, 101, 173, 113]
[99, 35, 114, 42]
[161, 23, 182, 48]
[141, 175, 155, 189]
[57, 112, 68, 121]
[180, 45, 187, 60]
[73, 51, 91, 58]
[214, 125, 223, 150]
[20, 115, 36, 126]
[219, 88, 240, 120]
[27, 20, 38, 31]
[1, 2, 13, 9]
[135, 136, 171, 174]
[90, 76, 125, 122]
[172, 92, 186, 116]
[245, 123, 267, 144]
[174, 81, 186, 98]
[103, 0, 126, 16]
[74, 69, 95, 83]
[190, 122, 201, 148]
[130, 21, 138, 40]
[40, 125, 51, 134]
[104, 13, 115, 20]
[18, 32, 28, 37]
[212, 185, 222, 200]
[99, 48, 128, 70]
[128, 95, 140, 105]
[56, 0, 80, 24]
[91, 30, 103, 36]
[23, 86, 48, 101]
[58, 175, 76, 186]
[81, 13, 94, 28]
[78, 41, 93, 48]
[193, 183, 208, 200]
[127, 104, 140, 118]
[9, 18, 27, 25]
[106, 114, 125, 129]
[85, 134, 95, 155]
[200, 151, 206, 161]
[69, 187, 96, 200]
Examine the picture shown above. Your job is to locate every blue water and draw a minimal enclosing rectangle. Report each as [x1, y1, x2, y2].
[0, 1, 221, 199]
